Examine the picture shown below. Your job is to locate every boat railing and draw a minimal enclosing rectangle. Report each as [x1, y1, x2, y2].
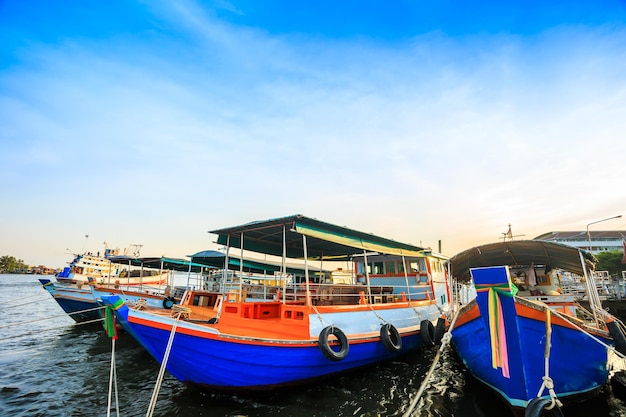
[218, 282, 435, 306]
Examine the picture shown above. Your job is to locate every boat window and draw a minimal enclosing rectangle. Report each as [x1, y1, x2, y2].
[410, 258, 428, 273]
[385, 261, 396, 274]
[372, 262, 384, 275]
[419, 259, 428, 272]
[397, 261, 405, 274]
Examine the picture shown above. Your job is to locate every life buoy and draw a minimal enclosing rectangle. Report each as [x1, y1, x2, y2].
[607, 319, 626, 355]
[420, 320, 435, 347]
[318, 326, 349, 361]
[434, 316, 446, 345]
[524, 398, 564, 417]
[162, 297, 175, 309]
[380, 323, 402, 352]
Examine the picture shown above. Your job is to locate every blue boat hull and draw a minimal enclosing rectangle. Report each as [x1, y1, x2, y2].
[451, 267, 611, 410]
[102, 295, 434, 390]
[39, 279, 101, 323]
[135, 324, 421, 390]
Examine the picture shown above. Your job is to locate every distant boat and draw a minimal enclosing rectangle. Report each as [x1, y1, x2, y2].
[56, 247, 167, 287]
[39, 279, 102, 322]
[448, 240, 626, 416]
[40, 256, 206, 323]
[101, 214, 452, 390]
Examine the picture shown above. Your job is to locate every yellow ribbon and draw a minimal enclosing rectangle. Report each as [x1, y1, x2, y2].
[476, 283, 516, 378]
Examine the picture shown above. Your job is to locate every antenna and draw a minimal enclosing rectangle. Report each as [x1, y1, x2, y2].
[500, 224, 525, 242]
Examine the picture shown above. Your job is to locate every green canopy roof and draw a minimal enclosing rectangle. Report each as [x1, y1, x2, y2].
[189, 250, 327, 275]
[108, 256, 207, 273]
[209, 214, 426, 260]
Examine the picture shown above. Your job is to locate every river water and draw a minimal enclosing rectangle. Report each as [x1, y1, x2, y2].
[1, 273, 626, 417]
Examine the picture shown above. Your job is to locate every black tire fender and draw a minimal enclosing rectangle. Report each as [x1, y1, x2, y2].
[380, 323, 402, 352]
[524, 398, 564, 417]
[318, 326, 349, 361]
[434, 316, 446, 345]
[420, 320, 435, 347]
[162, 296, 175, 309]
[607, 319, 626, 355]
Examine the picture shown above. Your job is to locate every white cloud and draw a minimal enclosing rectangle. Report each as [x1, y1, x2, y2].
[2, 5, 626, 266]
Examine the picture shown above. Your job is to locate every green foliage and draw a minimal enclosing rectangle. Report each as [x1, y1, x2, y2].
[0, 255, 27, 273]
[595, 250, 625, 278]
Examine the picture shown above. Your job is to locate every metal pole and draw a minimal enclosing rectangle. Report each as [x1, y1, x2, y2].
[303, 234, 310, 306]
[239, 233, 244, 298]
[282, 225, 287, 303]
[586, 215, 622, 252]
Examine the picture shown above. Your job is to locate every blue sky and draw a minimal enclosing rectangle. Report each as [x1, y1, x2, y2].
[2, 1, 626, 268]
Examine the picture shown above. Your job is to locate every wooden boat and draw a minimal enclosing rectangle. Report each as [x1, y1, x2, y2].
[39, 279, 102, 322]
[40, 256, 206, 323]
[101, 214, 452, 390]
[57, 248, 168, 287]
[448, 240, 626, 416]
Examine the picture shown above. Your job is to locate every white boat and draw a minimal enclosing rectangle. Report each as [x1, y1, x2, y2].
[42, 255, 206, 323]
[56, 245, 167, 287]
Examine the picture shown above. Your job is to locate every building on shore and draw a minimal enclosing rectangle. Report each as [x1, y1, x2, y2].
[534, 230, 626, 255]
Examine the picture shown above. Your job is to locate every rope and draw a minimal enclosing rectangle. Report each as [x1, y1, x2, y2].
[535, 308, 563, 409]
[4, 296, 56, 309]
[134, 298, 148, 310]
[402, 308, 460, 417]
[106, 338, 120, 417]
[367, 304, 387, 324]
[0, 317, 104, 341]
[171, 304, 191, 318]
[146, 312, 184, 417]
[525, 299, 626, 360]
[311, 303, 326, 327]
[0, 305, 106, 331]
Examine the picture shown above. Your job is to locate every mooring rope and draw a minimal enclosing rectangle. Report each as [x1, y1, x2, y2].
[535, 308, 563, 410]
[134, 298, 148, 310]
[146, 306, 191, 417]
[402, 308, 461, 417]
[4, 295, 55, 309]
[0, 306, 105, 330]
[0, 317, 104, 341]
[107, 338, 120, 417]
[525, 299, 626, 360]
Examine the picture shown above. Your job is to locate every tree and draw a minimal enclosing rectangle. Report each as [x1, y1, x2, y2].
[0, 255, 27, 273]
[595, 250, 625, 278]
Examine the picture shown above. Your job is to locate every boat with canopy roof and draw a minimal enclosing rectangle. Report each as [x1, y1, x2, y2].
[39, 256, 206, 323]
[101, 214, 452, 390]
[447, 240, 626, 416]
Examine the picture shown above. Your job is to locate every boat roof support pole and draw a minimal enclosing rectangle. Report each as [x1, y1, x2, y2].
[185, 258, 192, 289]
[215, 235, 231, 321]
[362, 248, 372, 304]
[239, 233, 244, 297]
[282, 225, 287, 303]
[224, 235, 230, 288]
[402, 253, 410, 298]
[579, 250, 604, 328]
[303, 234, 311, 306]
[160, 259, 165, 292]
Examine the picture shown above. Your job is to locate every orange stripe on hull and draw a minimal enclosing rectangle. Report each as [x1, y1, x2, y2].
[454, 299, 609, 339]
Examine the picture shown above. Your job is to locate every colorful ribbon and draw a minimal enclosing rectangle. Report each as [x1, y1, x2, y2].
[475, 283, 516, 378]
